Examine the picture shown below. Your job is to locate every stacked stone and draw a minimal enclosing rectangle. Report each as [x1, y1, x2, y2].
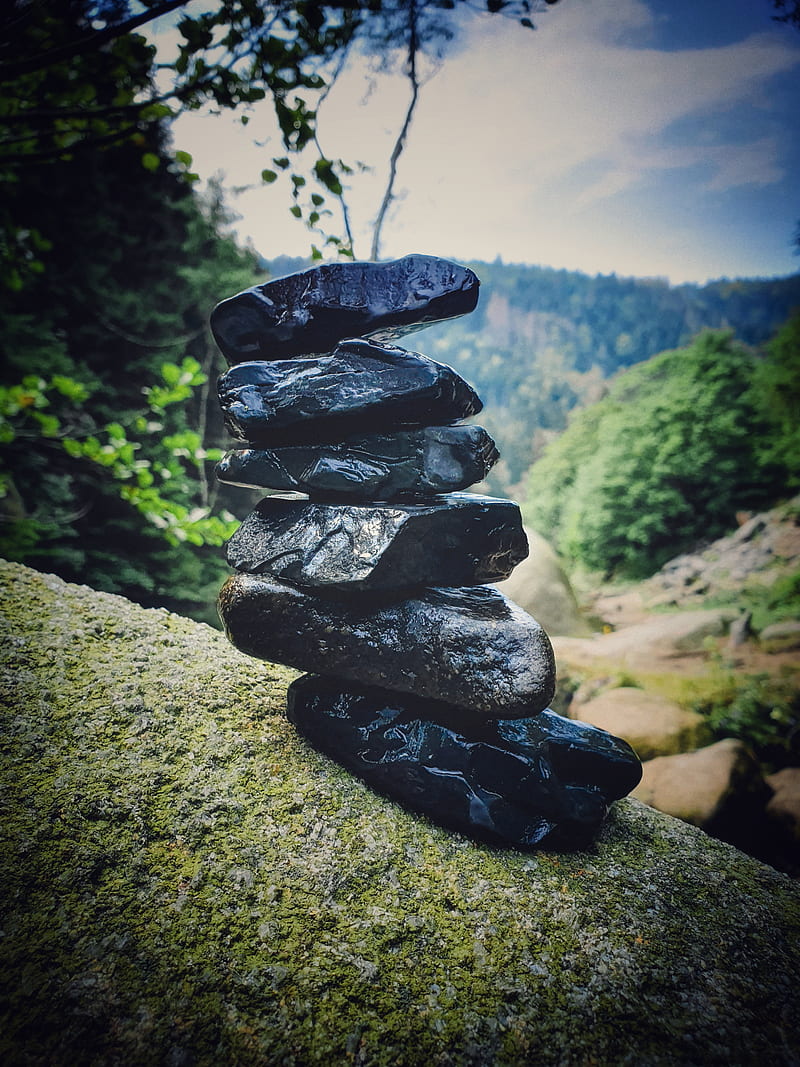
[211, 255, 641, 849]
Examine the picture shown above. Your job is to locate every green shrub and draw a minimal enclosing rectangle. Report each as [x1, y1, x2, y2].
[524, 329, 786, 578]
[695, 671, 800, 769]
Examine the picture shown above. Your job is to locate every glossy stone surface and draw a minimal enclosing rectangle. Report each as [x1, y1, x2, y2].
[218, 340, 482, 447]
[210, 255, 480, 363]
[286, 675, 643, 849]
[225, 493, 528, 592]
[215, 424, 499, 500]
[218, 574, 556, 717]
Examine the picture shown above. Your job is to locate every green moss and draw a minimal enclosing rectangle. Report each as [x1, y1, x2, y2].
[1, 560, 800, 1066]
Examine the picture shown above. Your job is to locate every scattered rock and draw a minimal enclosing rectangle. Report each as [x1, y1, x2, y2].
[553, 608, 737, 669]
[728, 611, 752, 648]
[632, 738, 769, 832]
[569, 687, 712, 761]
[493, 527, 591, 636]
[759, 619, 800, 653]
[642, 495, 800, 606]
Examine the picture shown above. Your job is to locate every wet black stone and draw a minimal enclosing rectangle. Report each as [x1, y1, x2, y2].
[218, 574, 556, 718]
[217, 340, 482, 447]
[215, 424, 499, 500]
[286, 675, 643, 849]
[225, 493, 528, 592]
[210, 255, 480, 364]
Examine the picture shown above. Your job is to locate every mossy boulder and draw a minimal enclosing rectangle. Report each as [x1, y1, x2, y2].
[1, 559, 799, 1067]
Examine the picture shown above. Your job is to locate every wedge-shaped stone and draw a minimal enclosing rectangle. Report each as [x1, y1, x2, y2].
[287, 675, 642, 849]
[226, 494, 528, 592]
[218, 340, 482, 447]
[218, 574, 555, 717]
[210, 254, 480, 363]
[215, 424, 499, 499]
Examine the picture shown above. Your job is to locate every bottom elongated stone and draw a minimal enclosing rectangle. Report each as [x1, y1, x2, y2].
[218, 574, 556, 717]
[286, 675, 643, 849]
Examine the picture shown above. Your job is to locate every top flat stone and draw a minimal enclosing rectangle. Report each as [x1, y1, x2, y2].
[210, 255, 480, 363]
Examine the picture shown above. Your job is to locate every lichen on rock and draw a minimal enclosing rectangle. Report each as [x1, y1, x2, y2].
[1, 559, 799, 1066]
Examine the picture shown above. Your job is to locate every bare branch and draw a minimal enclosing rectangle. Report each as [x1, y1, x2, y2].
[370, 0, 421, 262]
[312, 37, 358, 256]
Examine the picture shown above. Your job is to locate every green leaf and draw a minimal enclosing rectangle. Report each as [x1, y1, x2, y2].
[51, 375, 89, 402]
[141, 152, 160, 172]
[31, 412, 60, 437]
[161, 362, 182, 387]
[261, 169, 278, 183]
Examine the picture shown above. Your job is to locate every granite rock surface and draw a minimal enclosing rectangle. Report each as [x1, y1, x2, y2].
[218, 572, 556, 717]
[2, 560, 800, 1067]
[225, 493, 528, 592]
[210, 254, 480, 363]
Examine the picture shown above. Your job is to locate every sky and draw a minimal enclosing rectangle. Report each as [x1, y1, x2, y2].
[163, 0, 800, 284]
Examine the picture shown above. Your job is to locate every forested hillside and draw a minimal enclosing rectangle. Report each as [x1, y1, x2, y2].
[261, 256, 800, 493]
[521, 319, 800, 578]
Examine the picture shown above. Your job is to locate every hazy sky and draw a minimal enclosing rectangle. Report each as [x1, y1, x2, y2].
[165, 0, 800, 283]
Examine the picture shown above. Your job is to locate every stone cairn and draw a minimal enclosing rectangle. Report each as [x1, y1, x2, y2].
[210, 255, 642, 849]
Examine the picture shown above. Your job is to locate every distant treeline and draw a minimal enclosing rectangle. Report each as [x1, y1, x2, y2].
[261, 256, 800, 493]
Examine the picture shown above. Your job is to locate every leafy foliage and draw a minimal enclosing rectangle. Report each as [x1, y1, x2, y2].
[410, 261, 800, 493]
[750, 313, 800, 485]
[0, 363, 240, 621]
[1, 1, 558, 260]
[522, 330, 787, 577]
[0, 8, 262, 621]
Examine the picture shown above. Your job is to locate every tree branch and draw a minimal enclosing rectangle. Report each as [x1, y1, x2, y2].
[0, 0, 190, 82]
[312, 37, 358, 256]
[370, 0, 420, 262]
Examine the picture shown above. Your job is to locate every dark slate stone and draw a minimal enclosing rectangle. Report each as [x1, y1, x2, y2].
[217, 340, 482, 447]
[286, 675, 643, 849]
[210, 255, 480, 364]
[225, 493, 528, 592]
[215, 424, 499, 500]
[218, 574, 556, 718]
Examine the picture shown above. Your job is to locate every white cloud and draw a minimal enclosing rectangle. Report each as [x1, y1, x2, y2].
[167, 0, 800, 281]
[396, 0, 800, 206]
